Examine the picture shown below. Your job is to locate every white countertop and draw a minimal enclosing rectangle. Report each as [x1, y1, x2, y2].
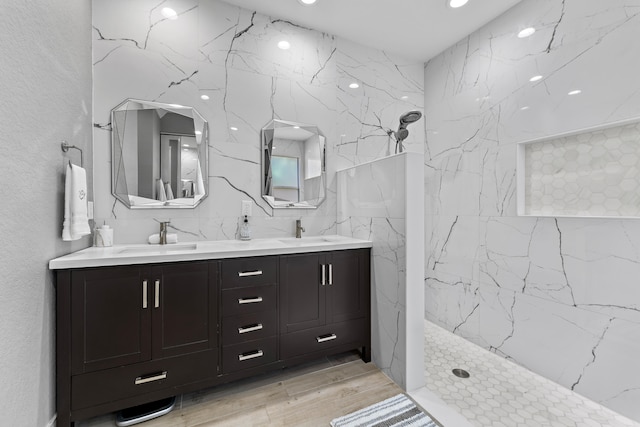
[49, 235, 373, 270]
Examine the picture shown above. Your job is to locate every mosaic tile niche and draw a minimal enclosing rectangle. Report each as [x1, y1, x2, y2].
[517, 119, 640, 218]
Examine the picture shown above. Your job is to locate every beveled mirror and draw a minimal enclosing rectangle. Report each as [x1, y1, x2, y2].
[261, 119, 326, 209]
[111, 99, 208, 209]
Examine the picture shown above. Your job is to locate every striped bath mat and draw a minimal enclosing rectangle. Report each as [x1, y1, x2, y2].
[330, 394, 439, 427]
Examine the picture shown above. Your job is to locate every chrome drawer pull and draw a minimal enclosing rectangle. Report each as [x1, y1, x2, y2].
[134, 371, 167, 385]
[238, 297, 263, 304]
[328, 263, 333, 285]
[321, 264, 326, 286]
[238, 270, 263, 277]
[154, 280, 160, 308]
[238, 350, 264, 361]
[316, 333, 337, 343]
[238, 323, 263, 334]
[142, 280, 148, 309]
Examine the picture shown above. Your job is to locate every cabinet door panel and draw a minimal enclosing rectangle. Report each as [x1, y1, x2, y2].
[151, 262, 216, 359]
[327, 250, 369, 323]
[71, 266, 150, 374]
[279, 253, 325, 333]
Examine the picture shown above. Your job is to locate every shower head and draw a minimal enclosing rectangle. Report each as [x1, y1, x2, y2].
[394, 110, 423, 153]
[399, 110, 422, 126]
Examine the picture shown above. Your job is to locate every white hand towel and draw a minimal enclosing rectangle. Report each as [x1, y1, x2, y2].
[62, 164, 91, 241]
[165, 182, 175, 200]
[147, 233, 179, 244]
[156, 178, 167, 201]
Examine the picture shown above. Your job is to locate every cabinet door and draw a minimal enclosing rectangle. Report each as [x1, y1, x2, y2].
[327, 249, 369, 324]
[279, 253, 326, 333]
[151, 262, 216, 359]
[71, 266, 151, 374]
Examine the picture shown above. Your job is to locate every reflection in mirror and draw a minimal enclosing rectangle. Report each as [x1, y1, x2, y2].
[111, 99, 208, 209]
[261, 119, 326, 209]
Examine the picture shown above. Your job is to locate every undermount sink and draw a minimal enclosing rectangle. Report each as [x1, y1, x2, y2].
[117, 243, 198, 254]
[278, 236, 336, 246]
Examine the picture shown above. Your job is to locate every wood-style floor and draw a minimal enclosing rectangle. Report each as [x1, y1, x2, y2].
[78, 352, 404, 427]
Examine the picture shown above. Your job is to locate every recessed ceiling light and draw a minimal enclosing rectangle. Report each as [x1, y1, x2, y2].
[200, 94, 210, 100]
[520, 106, 530, 110]
[568, 89, 582, 95]
[298, 0, 317, 5]
[278, 40, 291, 50]
[182, 144, 189, 147]
[230, 126, 238, 131]
[448, 0, 469, 8]
[529, 75, 543, 82]
[293, 126, 300, 129]
[349, 82, 359, 89]
[161, 7, 178, 20]
[401, 95, 409, 100]
[518, 27, 536, 38]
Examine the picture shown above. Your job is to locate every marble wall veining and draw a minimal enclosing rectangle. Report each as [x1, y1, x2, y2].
[424, 0, 640, 421]
[338, 152, 425, 391]
[91, 0, 424, 243]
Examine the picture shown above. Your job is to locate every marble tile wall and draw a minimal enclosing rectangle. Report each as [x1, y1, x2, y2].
[424, 0, 640, 422]
[338, 152, 425, 391]
[91, 0, 424, 243]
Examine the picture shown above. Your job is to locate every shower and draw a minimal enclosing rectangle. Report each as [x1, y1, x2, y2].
[389, 110, 422, 153]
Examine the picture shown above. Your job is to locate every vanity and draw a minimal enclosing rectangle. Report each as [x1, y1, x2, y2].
[50, 236, 372, 427]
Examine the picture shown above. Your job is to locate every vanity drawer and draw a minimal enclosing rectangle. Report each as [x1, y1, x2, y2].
[222, 310, 277, 346]
[221, 284, 277, 317]
[70, 350, 216, 411]
[221, 256, 277, 289]
[280, 318, 366, 360]
[222, 337, 277, 374]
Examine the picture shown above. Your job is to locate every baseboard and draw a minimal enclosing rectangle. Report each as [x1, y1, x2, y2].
[46, 413, 57, 427]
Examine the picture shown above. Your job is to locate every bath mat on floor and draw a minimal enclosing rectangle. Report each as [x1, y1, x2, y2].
[330, 394, 438, 427]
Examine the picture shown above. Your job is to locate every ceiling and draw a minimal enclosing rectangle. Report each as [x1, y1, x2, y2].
[220, 0, 522, 62]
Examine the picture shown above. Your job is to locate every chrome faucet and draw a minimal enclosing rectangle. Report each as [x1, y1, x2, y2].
[295, 219, 305, 238]
[159, 221, 170, 245]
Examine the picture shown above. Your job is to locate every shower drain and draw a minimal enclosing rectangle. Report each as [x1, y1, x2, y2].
[452, 368, 470, 378]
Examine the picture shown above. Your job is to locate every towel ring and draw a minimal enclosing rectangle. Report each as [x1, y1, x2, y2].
[61, 141, 83, 167]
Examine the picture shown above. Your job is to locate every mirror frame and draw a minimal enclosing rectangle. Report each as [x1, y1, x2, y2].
[111, 99, 209, 209]
[261, 119, 326, 209]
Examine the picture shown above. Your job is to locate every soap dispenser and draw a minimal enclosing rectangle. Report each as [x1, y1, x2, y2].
[239, 215, 251, 241]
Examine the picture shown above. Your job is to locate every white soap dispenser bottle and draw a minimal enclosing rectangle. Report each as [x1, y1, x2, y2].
[239, 215, 251, 241]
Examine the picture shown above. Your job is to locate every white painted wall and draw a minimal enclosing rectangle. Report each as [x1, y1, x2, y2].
[0, 1, 92, 426]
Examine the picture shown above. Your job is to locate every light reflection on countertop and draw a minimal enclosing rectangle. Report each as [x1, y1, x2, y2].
[48, 235, 372, 270]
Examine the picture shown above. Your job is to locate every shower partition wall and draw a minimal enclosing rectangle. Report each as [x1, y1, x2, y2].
[337, 152, 425, 391]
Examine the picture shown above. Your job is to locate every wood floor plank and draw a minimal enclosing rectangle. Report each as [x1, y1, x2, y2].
[77, 356, 403, 427]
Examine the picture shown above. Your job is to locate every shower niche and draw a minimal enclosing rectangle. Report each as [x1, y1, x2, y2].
[516, 117, 640, 218]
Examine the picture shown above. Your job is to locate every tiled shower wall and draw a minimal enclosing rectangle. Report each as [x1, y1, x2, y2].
[424, 0, 640, 421]
[91, 0, 424, 242]
[337, 152, 425, 391]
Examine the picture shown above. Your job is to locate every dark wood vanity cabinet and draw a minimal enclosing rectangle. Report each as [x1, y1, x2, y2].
[55, 248, 370, 426]
[279, 249, 370, 362]
[219, 256, 279, 374]
[57, 261, 218, 427]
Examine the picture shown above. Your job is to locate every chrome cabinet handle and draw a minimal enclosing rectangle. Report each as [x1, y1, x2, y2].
[134, 371, 167, 385]
[238, 297, 263, 304]
[154, 280, 160, 308]
[238, 350, 263, 361]
[142, 280, 148, 309]
[321, 264, 326, 286]
[328, 263, 333, 285]
[316, 333, 337, 343]
[238, 323, 263, 334]
[238, 270, 263, 277]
